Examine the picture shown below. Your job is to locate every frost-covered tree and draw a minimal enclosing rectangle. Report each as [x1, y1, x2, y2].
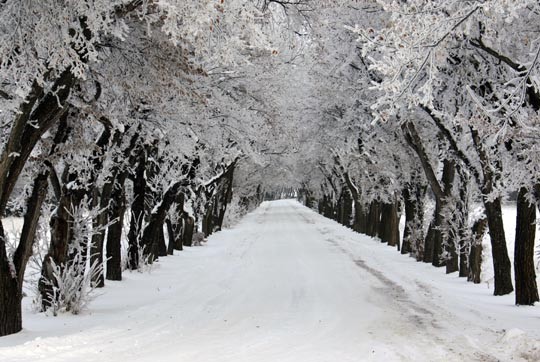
[351, 0, 539, 300]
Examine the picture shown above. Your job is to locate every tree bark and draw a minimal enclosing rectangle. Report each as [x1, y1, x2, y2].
[456, 172, 470, 277]
[39, 191, 72, 310]
[468, 217, 487, 284]
[402, 182, 426, 260]
[440, 160, 457, 272]
[424, 207, 438, 264]
[127, 148, 146, 270]
[0, 223, 22, 336]
[380, 199, 400, 248]
[216, 163, 235, 231]
[182, 214, 195, 247]
[367, 201, 381, 238]
[0, 168, 49, 336]
[157, 225, 167, 257]
[141, 181, 186, 261]
[106, 178, 126, 281]
[514, 187, 539, 305]
[484, 198, 514, 295]
[354, 201, 368, 234]
[90, 189, 106, 288]
[166, 219, 176, 255]
[342, 190, 353, 228]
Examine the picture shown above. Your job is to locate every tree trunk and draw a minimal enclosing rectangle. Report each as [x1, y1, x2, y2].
[337, 193, 344, 225]
[202, 204, 213, 236]
[3, 122, 68, 331]
[127, 149, 146, 270]
[438, 159, 456, 270]
[424, 200, 441, 264]
[0, 223, 22, 336]
[216, 164, 235, 231]
[166, 219, 176, 255]
[353, 201, 368, 234]
[106, 180, 126, 281]
[402, 188, 414, 255]
[171, 198, 185, 251]
[157, 225, 167, 257]
[514, 187, 539, 305]
[456, 173, 470, 277]
[141, 181, 185, 261]
[380, 200, 400, 248]
[367, 201, 381, 237]
[469, 127, 513, 295]
[468, 217, 487, 284]
[402, 184, 425, 259]
[182, 214, 195, 247]
[484, 198, 514, 295]
[90, 189, 106, 288]
[39, 193, 72, 310]
[342, 190, 353, 228]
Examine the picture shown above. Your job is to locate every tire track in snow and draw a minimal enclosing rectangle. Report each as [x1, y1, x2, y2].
[318, 225, 501, 362]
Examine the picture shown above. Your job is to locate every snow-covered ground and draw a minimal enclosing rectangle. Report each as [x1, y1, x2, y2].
[1, 199, 539, 361]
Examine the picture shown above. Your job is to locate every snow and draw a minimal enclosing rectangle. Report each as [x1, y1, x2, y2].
[1, 199, 539, 361]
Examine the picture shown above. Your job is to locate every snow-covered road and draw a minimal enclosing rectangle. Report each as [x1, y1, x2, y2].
[1, 199, 539, 361]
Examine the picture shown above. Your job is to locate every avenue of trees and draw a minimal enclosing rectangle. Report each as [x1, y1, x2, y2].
[295, 0, 539, 308]
[0, 0, 539, 338]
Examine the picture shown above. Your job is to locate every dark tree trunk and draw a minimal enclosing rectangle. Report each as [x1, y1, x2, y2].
[303, 189, 315, 209]
[0, 168, 49, 335]
[456, 173, 470, 277]
[343, 173, 366, 234]
[402, 188, 414, 255]
[353, 201, 368, 234]
[437, 159, 456, 270]
[424, 199, 442, 265]
[182, 214, 195, 247]
[171, 198, 185, 251]
[445, 234, 459, 274]
[39, 192, 72, 310]
[0, 223, 22, 336]
[469, 127, 513, 295]
[402, 183, 425, 259]
[202, 204, 213, 237]
[514, 187, 539, 305]
[141, 181, 185, 261]
[174, 219, 184, 251]
[458, 248, 469, 277]
[380, 199, 400, 248]
[216, 164, 235, 231]
[157, 225, 167, 257]
[367, 201, 381, 238]
[13, 169, 50, 289]
[318, 197, 324, 214]
[127, 149, 146, 270]
[468, 217, 487, 284]
[341, 190, 353, 228]
[322, 194, 335, 219]
[166, 219, 176, 255]
[337, 194, 344, 225]
[484, 198, 514, 295]
[90, 189, 106, 288]
[106, 180, 126, 281]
